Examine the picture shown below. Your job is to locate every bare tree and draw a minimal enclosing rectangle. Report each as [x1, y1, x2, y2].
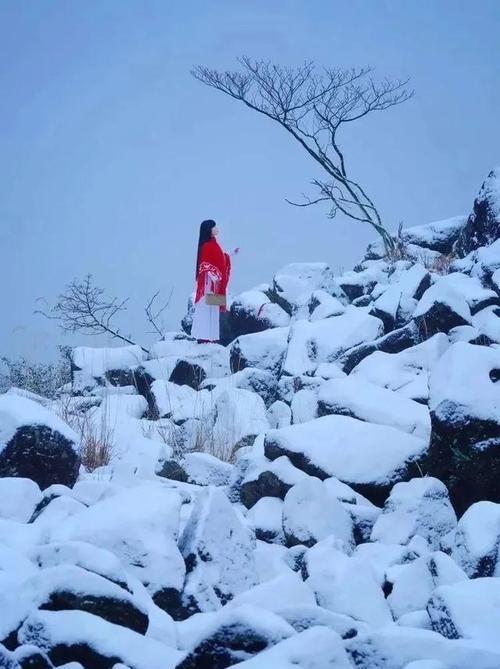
[36, 275, 152, 352]
[145, 288, 173, 340]
[192, 57, 413, 255]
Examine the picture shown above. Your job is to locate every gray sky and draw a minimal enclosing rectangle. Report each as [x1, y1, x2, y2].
[1, 0, 499, 361]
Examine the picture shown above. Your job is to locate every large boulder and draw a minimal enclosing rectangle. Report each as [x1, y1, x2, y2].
[264, 415, 427, 506]
[456, 167, 500, 257]
[423, 342, 500, 514]
[0, 396, 80, 490]
[270, 262, 344, 314]
[402, 216, 467, 255]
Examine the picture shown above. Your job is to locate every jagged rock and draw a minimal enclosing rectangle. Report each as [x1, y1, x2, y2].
[450, 501, 500, 577]
[157, 452, 232, 487]
[370, 478, 457, 550]
[0, 396, 80, 490]
[414, 282, 471, 338]
[306, 290, 345, 321]
[403, 216, 467, 254]
[456, 168, 500, 256]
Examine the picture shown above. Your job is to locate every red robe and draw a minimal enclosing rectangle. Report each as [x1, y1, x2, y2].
[195, 238, 231, 311]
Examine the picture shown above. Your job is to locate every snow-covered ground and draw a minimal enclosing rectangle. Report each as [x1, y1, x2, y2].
[1, 167, 500, 668]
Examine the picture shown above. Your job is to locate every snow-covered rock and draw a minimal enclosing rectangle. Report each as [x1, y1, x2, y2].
[247, 497, 285, 543]
[265, 415, 427, 505]
[450, 501, 500, 577]
[282, 478, 354, 549]
[402, 216, 467, 254]
[318, 376, 431, 439]
[179, 487, 258, 614]
[371, 478, 457, 550]
[304, 538, 393, 627]
[230, 327, 289, 374]
[350, 333, 449, 403]
[387, 551, 468, 620]
[0, 478, 42, 523]
[425, 342, 500, 512]
[0, 395, 80, 490]
[427, 578, 500, 650]
[18, 609, 182, 669]
[282, 307, 384, 376]
[229, 289, 290, 339]
[271, 262, 344, 314]
[239, 455, 308, 509]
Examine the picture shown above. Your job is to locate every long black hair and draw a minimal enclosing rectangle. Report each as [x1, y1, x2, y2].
[195, 219, 216, 279]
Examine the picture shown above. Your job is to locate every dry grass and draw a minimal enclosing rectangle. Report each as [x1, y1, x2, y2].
[55, 394, 116, 472]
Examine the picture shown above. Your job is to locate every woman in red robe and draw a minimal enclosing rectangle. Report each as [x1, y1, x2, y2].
[192, 220, 237, 343]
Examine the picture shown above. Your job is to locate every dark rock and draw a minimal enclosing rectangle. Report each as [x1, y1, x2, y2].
[0, 426, 79, 491]
[456, 168, 500, 257]
[12, 646, 53, 669]
[352, 295, 373, 307]
[152, 587, 185, 622]
[169, 360, 206, 390]
[415, 301, 470, 338]
[240, 470, 294, 510]
[156, 459, 188, 483]
[40, 591, 148, 635]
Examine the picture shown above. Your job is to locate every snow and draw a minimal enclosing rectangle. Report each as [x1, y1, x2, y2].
[291, 388, 318, 424]
[318, 376, 431, 439]
[265, 415, 427, 486]
[273, 262, 343, 309]
[233, 289, 291, 327]
[0, 477, 42, 523]
[0, 394, 79, 453]
[413, 278, 472, 323]
[247, 497, 284, 542]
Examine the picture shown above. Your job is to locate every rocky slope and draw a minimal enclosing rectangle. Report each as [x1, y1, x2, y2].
[0, 167, 500, 668]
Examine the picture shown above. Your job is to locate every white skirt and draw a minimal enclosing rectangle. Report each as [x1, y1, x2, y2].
[191, 275, 220, 341]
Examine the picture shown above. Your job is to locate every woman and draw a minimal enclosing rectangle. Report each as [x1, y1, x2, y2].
[191, 220, 238, 343]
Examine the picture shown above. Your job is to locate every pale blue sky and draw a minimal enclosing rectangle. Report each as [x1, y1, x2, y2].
[1, 1, 499, 360]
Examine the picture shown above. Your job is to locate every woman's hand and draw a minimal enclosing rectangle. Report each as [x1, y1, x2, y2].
[232, 247, 240, 256]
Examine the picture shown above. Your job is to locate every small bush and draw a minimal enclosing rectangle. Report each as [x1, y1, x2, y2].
[0, 347, 71, 398]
